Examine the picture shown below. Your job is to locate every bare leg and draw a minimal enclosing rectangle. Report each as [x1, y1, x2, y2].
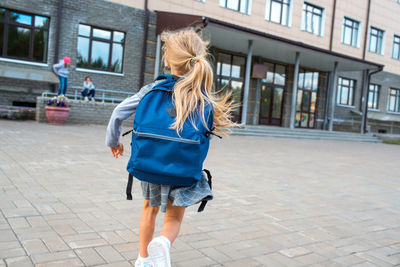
[139, 200, 160, 257]
[160, 200, 186, 243]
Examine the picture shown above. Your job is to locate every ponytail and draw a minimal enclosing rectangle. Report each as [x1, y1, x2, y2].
[161, 30, 234, 134]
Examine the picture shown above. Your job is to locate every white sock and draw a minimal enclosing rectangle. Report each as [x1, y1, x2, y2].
[159, 236, 171, 249]
[138, 254, 151, 261]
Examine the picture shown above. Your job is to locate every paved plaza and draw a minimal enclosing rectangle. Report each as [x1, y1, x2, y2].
[0, 120, 399, 266]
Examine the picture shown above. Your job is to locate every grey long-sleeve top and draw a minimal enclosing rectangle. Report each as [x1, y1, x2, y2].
[105, 81, 159, 147]
[53, 60, 70, 77]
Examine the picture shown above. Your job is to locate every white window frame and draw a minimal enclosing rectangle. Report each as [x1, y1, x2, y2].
[336, 77, 356, 107]
[265, 0, 293, 27]
[301, 1, 325, 36]
[369, 26, 385, 55]
[392, 35, 400, 60]
[387, 88, 400, 113]
[341, 17, 361, 48]
[219, 0, 252, 15]
[368, 83, 380, 111]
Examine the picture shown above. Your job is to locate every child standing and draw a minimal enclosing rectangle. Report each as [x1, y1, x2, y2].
[81, 76, 96, 101]
[106, 30, 233, 267]
[53, 56, 71, 96]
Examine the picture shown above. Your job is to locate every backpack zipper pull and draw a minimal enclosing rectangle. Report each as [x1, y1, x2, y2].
[122, 129, 133, 137]
[206, 127, 222, 139]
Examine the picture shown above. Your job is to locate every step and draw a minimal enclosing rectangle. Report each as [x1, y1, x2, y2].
[231, 131, 381, 143]
[232, 129, 377, 139]
[230, 127, 381, 143]
[241, 125, 367, 137]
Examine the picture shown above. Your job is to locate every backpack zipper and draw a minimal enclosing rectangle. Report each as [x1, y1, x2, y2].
[133, 129, 200, 144]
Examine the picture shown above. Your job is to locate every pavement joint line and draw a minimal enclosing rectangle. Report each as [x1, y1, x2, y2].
[0, 209, 34, 266]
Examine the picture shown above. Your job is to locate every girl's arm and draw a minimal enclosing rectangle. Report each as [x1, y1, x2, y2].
[52, 62, 62, 75]
[105, 94, 140, 147]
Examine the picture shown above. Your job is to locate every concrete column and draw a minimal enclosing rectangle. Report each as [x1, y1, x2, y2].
[241, 40, 253, 125]
[290, 52, 300, 129]
[153, 34, 162, 79]
[360, 69, 370, 134]
[328, 61, 339, 131]
[252, 79, 261, 125]
[323, 72, 332, 130]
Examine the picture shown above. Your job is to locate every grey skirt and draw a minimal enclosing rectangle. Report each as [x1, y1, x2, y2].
[141, 171, 213, 212]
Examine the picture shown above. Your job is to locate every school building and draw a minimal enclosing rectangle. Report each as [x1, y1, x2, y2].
[1, 0, 400, 134]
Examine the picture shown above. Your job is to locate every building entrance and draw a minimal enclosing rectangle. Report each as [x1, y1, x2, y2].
[258, 62, 286, 126]
[295, 70, 319, 128]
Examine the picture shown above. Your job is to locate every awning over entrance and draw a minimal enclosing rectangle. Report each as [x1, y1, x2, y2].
[155, 11, 383, 72]
[0, 65, 59, 83]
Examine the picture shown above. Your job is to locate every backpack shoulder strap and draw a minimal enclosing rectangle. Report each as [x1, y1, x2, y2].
[135, 79, 164, 100]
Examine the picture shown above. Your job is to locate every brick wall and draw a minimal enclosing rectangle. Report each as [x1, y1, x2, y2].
[36, 97, 134, 127]
[0, 0, 156, 106]
[333, 70, 400, 133]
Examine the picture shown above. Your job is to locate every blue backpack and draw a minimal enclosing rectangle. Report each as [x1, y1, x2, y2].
[125, 74, 216, 190]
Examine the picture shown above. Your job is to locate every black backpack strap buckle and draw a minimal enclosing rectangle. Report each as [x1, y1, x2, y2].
[198, 169, 212, 212]
[126, 173, 134, 200]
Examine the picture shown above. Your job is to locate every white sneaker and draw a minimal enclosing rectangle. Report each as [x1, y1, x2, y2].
[84, 97, 88, 101]
[135, 255, 153, 267]
[148, 236, 171, 267]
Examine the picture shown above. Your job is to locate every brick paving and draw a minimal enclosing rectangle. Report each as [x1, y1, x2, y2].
[0, 120, 399, 266]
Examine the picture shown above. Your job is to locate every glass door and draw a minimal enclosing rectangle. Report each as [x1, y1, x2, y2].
[258, 62, 286, 126]
[259, 84, 284, 126]
[295, 70, 319, 128]
[215, 52, 246, 123]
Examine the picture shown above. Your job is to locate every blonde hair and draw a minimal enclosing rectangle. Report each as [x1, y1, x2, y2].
[161, 29, 234, 135]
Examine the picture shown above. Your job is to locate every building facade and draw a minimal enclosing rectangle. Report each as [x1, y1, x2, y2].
[0, 0, 156, 108]
[1, 0, 400, 134]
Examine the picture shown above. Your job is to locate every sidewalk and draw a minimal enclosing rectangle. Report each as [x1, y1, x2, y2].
[0, 120, 399, 266]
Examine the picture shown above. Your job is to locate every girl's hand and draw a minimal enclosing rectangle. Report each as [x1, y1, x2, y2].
[110, 143, 124, 158]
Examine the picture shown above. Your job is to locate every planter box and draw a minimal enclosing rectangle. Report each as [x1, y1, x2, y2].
[45, 106, 70, 125]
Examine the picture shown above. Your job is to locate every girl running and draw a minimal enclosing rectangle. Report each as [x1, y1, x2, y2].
[106, 29, 233, 267]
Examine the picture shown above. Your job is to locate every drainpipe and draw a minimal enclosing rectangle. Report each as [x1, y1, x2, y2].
[363, 66, 383, 133]
[139, 0, 149, 88]
[362, 0, 371, 60]
[54, 0, 63, 64]
[329, 0, 337, 51]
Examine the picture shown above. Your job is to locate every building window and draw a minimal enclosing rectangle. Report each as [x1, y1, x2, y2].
[388, 88, 400, 113]
[302, 2, 323, 36]
[342, 17, 360, 47]
[369, 26, 385, 54]
[77, 24, 125, 73]
[393, 35, 400, 60]
[215, 52, 246, 122]
[368, 84, 380, 110]
[265, 0, 291, 26]
[337, 77, 355, 106]
[0, 7, 49, 63]
[219, 0, 251, 14]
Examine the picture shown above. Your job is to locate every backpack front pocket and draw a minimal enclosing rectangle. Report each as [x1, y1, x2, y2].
[131, 127, 204, 180]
